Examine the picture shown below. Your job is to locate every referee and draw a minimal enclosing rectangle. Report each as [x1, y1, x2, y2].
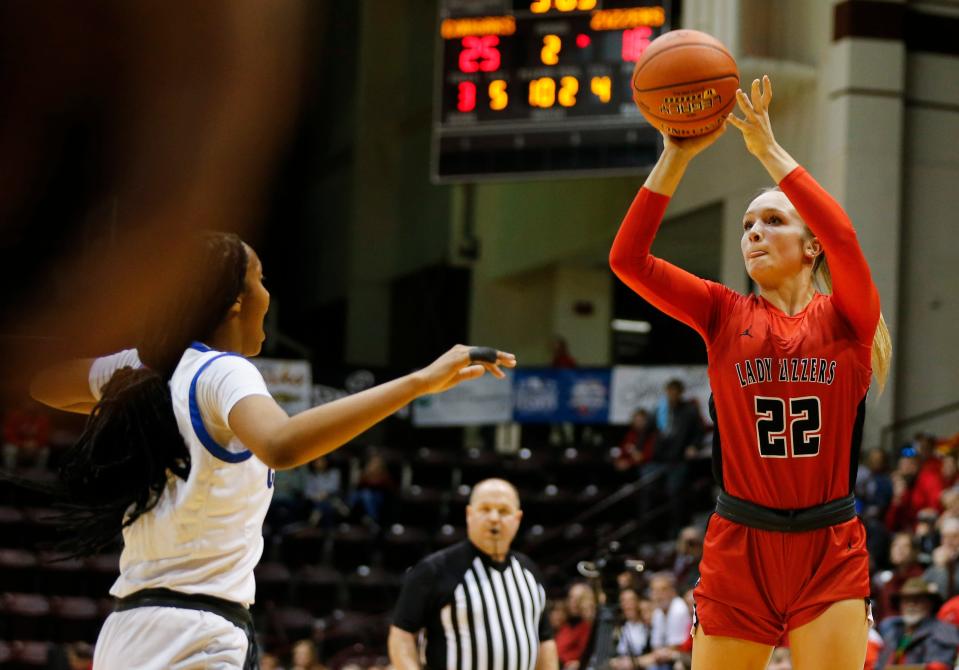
[389, 478, 559, 670]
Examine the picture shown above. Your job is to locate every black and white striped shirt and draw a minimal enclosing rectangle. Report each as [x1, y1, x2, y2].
[393, 541, 552, 670]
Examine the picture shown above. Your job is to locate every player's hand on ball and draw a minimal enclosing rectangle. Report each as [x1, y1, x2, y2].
[662, 121, 727, 161]
[727, 75, 778, 158]
[416, 344, 517, 395]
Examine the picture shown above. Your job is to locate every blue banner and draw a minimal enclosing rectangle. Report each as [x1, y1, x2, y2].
[512, 369, 611, 424]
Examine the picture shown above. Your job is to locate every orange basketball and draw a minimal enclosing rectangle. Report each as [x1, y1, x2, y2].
[631, 29, 739, 137]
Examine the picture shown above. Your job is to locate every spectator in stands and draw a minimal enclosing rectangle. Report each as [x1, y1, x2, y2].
[857, 448, 893, 521]
[268, 463, 309, 530]
[555, 581, 596, 670]
[549, 599, 569, 633]
[875, 577, 959, 669]
[857, 447, 895, 569]
[941, 452, 958, 490]
[290, 639, 325, 670]
[937, 486, 959, 527]
[550, 336, 577, 369]
[610, 588, 652, 670]
[305, 456, 346, 527]
[671, 526, 703, 594]
[348, 452, 396, 525]
[260, 652, 284, 670]
[649, 380, 704, 534]
[645, 572, 691, 670]
[874, 532, 925, 622]
[923, 516, 959, 599]
[614, 408, 657, 474]
[885, 446, 923, 531]
[1, 398, 51, 469]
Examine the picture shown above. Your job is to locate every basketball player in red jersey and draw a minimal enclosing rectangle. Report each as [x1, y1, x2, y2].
[609, 76, 892, 669]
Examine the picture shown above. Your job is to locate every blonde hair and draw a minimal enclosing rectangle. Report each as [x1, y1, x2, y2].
[811, 255, 892, 391]
[755, 187, 892, 392]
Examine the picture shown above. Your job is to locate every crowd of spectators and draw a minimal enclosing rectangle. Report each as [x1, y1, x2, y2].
[5, 394, 959, 670]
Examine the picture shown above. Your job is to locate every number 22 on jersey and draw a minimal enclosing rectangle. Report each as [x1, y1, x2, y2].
[754, 396, 822, 458]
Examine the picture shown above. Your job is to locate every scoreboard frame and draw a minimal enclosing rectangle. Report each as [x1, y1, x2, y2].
[431, 0, 674, 183]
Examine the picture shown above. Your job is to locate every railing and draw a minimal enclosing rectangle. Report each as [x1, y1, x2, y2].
[880, 400, 959, 452]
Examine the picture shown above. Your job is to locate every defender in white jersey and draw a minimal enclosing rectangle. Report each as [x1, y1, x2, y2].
[26, 233, 517, 669]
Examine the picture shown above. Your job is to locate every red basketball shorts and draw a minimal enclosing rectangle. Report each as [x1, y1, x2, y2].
[692, 514, 870, 646]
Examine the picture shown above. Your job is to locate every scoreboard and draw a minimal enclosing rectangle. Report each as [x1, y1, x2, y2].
[432, 0, 672, 182]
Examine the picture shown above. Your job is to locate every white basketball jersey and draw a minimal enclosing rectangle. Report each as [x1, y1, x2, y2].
[88, 343, 275, 606]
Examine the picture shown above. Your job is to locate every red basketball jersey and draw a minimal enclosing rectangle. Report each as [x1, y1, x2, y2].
[610, 167, 879, 509]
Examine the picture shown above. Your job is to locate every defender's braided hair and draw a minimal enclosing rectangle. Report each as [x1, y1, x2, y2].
[5, 232, 248, 558]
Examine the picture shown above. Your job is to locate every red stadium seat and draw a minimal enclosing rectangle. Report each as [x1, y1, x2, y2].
[381, 524, 429, 573]
[50, 596, 101, 642]
[327, 524, 376, 571]
[345, 566, 400, 614]
[0, 506, 27, 548]
[0, 549, 38, 593]
[254, 561, 292, 604]
[294, 564, 343, 617]
[394, 486, 446, 530]
[2, 593, 52, 641]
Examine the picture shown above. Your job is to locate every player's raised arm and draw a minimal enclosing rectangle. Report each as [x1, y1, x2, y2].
[609, 126, 727, 341]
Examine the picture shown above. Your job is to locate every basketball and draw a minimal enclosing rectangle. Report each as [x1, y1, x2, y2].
[631, 29, 739, 137]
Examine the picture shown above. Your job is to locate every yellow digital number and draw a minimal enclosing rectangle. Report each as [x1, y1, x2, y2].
[528, 78, 556, 108]
[489, 80, 508, 111]
[558, 76, 579, 107]
[590, 76, 611, 103]
[541, 34, 561, 65]
[578, 0, 597, 8]
[556, 0, 577, 10]
[530, 0, 550, 13]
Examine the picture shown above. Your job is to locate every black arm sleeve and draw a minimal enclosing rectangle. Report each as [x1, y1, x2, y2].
[392, 559, 437, 633]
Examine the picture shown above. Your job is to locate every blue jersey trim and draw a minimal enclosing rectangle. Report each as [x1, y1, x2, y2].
[190, 341, 213, 353]
[189, 351, 253, 463]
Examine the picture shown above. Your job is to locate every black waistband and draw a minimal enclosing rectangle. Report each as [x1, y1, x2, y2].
[114, 588, 258, 669]
[715, 491, 857, 532]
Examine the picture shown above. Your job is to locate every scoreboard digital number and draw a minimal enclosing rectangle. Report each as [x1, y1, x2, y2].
[432, 0, 672, 182]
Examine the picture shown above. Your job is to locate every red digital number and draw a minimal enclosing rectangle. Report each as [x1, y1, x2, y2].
[621, 26, 653, 62]
[459, 35, 501, 73]
[457, 81, 477, 112]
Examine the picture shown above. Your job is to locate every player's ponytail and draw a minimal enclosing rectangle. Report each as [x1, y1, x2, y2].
[812, 254, 892, 392]
[4, 232, 249, 558]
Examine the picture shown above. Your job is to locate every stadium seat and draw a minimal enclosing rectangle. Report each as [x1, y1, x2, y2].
[327, 524, 376, 572]
[393, 486, 445, 530]
[0, 549, 38, 593]
[344, 566, 400, 614]
[254, 561, 292, 604]
[83, 553, 120, 598]
[8, 640, 50, 668]
[50, 596, 100, 642]
[316, 611, 376, 658]
[36, 553, 87, 597]
[432, 524, 465, 550]
[280, 526, 327, 567]
[406, 447, 458, 491]
[380, 524, 429, 573]
[294, 564, 343, 617]
[458, 448, 499, 487]
[1, 593, 52, 641]
[0, 506, 27, 548]
[274, 606, 316, 643]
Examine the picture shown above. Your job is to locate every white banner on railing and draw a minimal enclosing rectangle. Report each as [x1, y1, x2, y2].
[251, 358, 313, 415]
[412, 371, 514, 427]
[609, 365, 711, 425]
